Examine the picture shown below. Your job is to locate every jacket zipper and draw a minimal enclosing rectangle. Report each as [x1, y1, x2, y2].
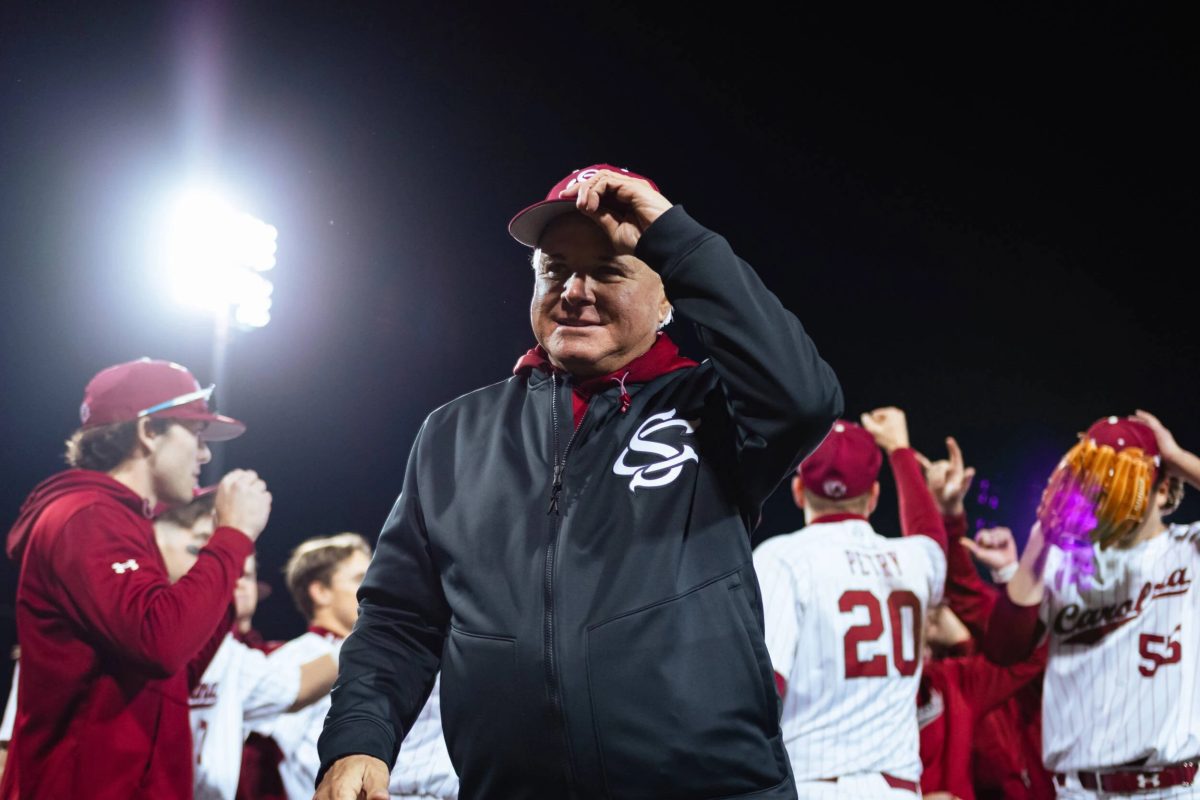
[544, 372, 585, 788]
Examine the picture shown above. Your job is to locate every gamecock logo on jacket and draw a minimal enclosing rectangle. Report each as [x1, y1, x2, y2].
[613, 409, 700, 491]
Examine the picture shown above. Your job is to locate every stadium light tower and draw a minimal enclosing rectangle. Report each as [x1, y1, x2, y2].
[164, 185, 277, 477]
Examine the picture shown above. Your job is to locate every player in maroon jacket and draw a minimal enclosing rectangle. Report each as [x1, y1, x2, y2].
[1, 358, 271, 800]
[913, 437, 1055, 800]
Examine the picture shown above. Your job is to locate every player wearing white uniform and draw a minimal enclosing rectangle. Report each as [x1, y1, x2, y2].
[754, 410, 948, 799]
[0, 660, 16, 783]
[156, 492, 338, 800]
[984, 413, 1200, 799]
[259, 533, 458, 800]
[190, 632, 301, 800]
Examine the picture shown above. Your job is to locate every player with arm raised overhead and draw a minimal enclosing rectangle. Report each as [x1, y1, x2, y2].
[982, 413, 1200, 798]
[753, 407, 946, 798]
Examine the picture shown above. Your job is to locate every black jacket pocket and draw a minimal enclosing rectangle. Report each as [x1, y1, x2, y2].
[585, 569, 787, 799]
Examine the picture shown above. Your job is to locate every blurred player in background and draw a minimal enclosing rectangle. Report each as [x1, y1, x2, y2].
[754, 408, 947, 798]
[0, 648, 16, 786]
[915, 438, 1054, 799]
[0, 358, 271, 800]
[985, 412, 1200, 798]
[255, 533, 457, 800]
[156, 491, 337, 800]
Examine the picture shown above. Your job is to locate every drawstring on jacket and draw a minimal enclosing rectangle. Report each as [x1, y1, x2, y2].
[612, 371, 632, 415]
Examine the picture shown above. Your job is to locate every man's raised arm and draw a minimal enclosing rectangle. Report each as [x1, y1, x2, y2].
[564, 170, 843, 512]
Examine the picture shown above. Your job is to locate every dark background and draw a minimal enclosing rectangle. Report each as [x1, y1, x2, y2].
[1, 3, 1194, 677]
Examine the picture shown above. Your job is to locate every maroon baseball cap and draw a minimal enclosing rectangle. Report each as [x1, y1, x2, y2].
[1084, 415, 1160, 475]
[508, 164, 660, 248]
[79, 358, 245, 442]
[798, 420, 883, 500]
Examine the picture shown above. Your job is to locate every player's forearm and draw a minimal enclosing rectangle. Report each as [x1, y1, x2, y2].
[1166, 447, 1200, 491]
[290, 654, 338, 712]
[1004, 526, 1047, 608]
[891, 448, 949, 556]
[942, 512, 1001, 636]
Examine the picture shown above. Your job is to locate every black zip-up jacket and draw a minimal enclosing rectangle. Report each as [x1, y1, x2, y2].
[318, 206, 843, 799]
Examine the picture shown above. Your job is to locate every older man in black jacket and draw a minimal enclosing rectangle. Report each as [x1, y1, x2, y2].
[316, 165, 843, 800]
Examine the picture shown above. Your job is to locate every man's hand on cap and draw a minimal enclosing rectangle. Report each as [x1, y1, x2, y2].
[859, 407, 911, 454]
[557, 169, 672, 255]
[214, 469, 272, 542]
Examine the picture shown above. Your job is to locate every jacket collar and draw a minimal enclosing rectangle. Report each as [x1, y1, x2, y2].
[810, 512, 870, 525]
[308, 624, 344, 642]
[513, 332, 697, 395]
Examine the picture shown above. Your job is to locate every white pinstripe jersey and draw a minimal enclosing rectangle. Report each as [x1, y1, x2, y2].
[1, 662, 18, 743]
[252, 631, 458, 800]
[189, 633, 302, 800]
[753, 518, 946, 782]
[249, 631, 336, 800]
[1039, 520, 1200, 772]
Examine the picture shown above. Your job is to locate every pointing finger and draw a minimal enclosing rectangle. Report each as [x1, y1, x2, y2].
[946, 437, 964, 472]
[959, 538, 983, 558]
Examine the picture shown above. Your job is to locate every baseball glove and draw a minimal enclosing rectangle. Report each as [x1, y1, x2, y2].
[1038, 436, 1157, 551]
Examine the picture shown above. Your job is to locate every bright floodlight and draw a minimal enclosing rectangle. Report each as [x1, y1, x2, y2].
[164, 186, 278, 328]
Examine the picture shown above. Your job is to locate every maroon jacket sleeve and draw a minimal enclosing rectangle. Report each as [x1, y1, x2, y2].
[55, 506, 254, 678]
[946, 642, 1048, 717]
[981, 592, 1045, 666]
[891, 448, 948, 559]
[943, 512, 1000, 638]
[188, 604, 237, 691]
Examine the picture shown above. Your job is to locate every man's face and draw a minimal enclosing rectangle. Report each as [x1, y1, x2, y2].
[148, 420, 212, 507]
[234, 555, 259, 623]
[531, 213, 669, 378]
[321, 550, 371, 635]
[155, 510, 215, 583]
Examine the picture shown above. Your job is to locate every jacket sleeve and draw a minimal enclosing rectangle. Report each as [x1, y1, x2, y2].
[891, 448, 949, 560]
[635, 206, 843, 512]
[941, 512, 1000, 639]
[981, 594, 1045, 666]
[317, 423, 449, 783]
[951, 643, 1048, 718]
[187, 605, 236, 691]
[53, 505, 253, 678]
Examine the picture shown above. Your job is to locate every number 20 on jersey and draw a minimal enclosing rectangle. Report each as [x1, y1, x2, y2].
[839, 589, 922, 678]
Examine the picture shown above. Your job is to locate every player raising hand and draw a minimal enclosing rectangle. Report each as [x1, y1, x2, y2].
[754, 409, 947, 798]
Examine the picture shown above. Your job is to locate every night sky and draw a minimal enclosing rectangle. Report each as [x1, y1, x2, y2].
[1, 3, 1194, 663]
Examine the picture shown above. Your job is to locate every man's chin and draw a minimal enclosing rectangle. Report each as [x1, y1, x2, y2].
[546, 335, 610, 372]
[160, 484, 197, 509]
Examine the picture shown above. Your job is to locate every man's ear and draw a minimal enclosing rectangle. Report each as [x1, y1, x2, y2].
[308, 580, 332, 612]
[792, 476, 806, 509]
[135, 417, 163, 454]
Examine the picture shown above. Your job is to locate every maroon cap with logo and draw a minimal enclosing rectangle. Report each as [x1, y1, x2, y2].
[799, 420, 883, 500]
[508, 163, 660, 248]
[1085, 415, 1160, 477]
[79, 358, 245, 442]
